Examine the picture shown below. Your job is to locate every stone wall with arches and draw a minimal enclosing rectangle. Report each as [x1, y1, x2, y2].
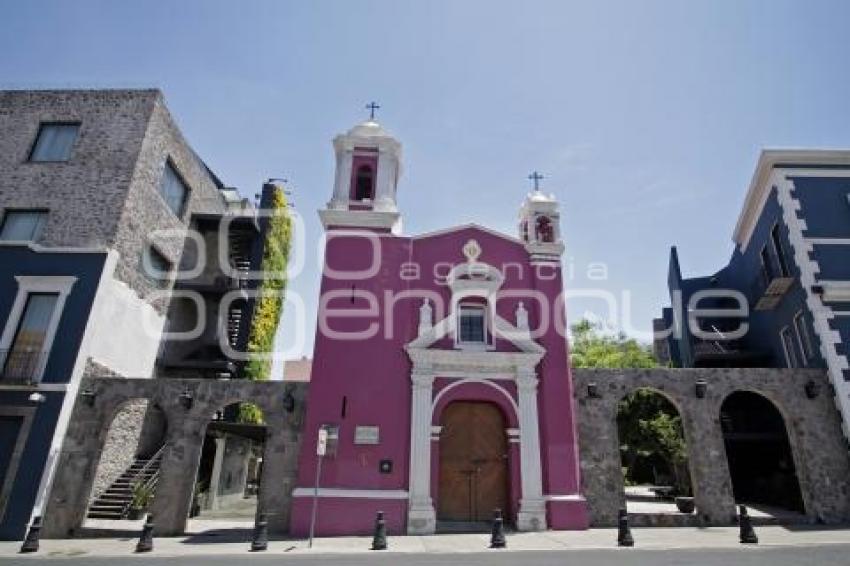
[573, 367, 850, 527]
[41, 374, 307, 538]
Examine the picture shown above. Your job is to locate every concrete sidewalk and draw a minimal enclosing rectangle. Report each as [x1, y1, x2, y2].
[3, 526, 850, 559]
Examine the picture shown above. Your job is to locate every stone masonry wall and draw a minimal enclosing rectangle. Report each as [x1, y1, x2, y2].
[43, 378, 307, 538]
[113, 93, 227, 308]
[0, 90, 154, 249]
[573, 367, 850, 527]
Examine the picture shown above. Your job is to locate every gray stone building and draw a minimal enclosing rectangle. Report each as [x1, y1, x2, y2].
[0, 89, 280, 540]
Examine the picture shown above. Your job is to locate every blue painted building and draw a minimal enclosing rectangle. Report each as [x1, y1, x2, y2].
[657, 149, 850, 438]
[0, 244, 112, 540]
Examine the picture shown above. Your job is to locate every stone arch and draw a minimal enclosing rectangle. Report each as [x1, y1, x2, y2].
[186, 398, 269, 528]
[431, 379, 519, 428]
[719, 390, 806, 514]
[86, 397, 168, 523]
[613, 384, 699, 524]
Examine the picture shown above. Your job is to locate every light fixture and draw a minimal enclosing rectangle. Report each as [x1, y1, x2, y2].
[587, 382, 600, 399]
[79, 388, 96, 406]
[179, 388, 193, 410]
[695, 379, 708, 399]
[804, 380, 820, 400]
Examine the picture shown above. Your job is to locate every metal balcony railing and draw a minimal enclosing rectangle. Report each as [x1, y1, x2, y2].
[0, 349, 46, 384]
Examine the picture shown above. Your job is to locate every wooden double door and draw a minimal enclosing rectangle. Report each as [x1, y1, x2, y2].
[438, 402, 508, 523]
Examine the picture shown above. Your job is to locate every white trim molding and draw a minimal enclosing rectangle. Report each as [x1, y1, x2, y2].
[292, 488, 409, 500]
[0, 275, 77, 383]
[774, 172, 850, 441]
[734, 150, 850, 251]
[404, 315, 548, 534]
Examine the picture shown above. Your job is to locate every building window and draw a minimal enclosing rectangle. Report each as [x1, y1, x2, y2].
[0, 210, 47, 242]
[29, 123, 80, 162]
[780, 326, 799, 369]
[354, 165, 374, 200]
[536, 216, 554, 243]
[759, 245, 774, 284]
[458, 305, 486, 344]
[794, 311, 815, 363]
[142, 245, 172, 288]
[0, 276, 75, 384]
[770, 224, 790, 277]
[159, 161, 189, 217]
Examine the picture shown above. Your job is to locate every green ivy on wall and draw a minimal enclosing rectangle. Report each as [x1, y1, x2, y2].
[239, 186, 292, 424]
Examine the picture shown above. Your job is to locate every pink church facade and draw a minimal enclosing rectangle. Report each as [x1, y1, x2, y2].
[290, 118, 589, 536]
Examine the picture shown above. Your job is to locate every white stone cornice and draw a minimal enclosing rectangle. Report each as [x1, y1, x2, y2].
[318, 208, 400, 231]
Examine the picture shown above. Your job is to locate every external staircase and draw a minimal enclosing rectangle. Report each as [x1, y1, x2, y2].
[86, 446, 165, 520]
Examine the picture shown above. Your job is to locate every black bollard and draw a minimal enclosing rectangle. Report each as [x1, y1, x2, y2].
[250, 512, 269, 552]
[738, 505, 758, 544]
[135, 514, 154, 553]
[489, 508, 506, 549]
[617, 508, 634, 547]
[371, 511, 387, 550]
[19, 516, 42, 553]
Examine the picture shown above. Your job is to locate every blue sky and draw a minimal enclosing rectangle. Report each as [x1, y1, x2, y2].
[3, 0, 850, 365]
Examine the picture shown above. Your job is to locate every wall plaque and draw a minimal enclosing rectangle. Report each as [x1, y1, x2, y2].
[354, 425, 380, 445]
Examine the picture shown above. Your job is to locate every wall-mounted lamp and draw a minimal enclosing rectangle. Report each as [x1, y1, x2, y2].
[179, 388, 194, 410]
[587, 382, 600, 399]
[804, 379, 821, 400]
[79, 388, 96, 407]
[28, 392, 46, 404]
[695, 379, 708, 399]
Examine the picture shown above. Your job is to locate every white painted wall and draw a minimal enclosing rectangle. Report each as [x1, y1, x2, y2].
[87, 275, 165, 378]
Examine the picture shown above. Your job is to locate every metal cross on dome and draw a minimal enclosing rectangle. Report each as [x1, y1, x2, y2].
[528, 171, 544, 192]
[366, 101, 381, 120]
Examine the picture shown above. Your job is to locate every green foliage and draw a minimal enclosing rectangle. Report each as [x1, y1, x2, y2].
[569, 319, 690, 494]
[569, 319, 656, 369]
[243, 187, 292, 385]
[238, 402, 264, 425]
[130, 481, 154, 510]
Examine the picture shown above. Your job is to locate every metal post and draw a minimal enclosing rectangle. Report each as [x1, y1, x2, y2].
[307, 453, 323, 549]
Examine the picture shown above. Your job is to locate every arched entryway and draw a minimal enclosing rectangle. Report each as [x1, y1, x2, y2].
[720, 391, 804, 513]
[616, 388, 696, 519]
[437, 401, 509, 529]
[188, 401, 266, 530]
[85, 399, 168, 526]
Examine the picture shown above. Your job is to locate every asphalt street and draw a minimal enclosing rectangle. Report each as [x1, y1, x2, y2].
[1, 545, 849, 566]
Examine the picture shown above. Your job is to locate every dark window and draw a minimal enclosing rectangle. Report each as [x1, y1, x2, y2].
[0, 210, 47, 242]
[354, 165, 374, 200]
[780, 326, 799, 368]
[536, 216, 554, 243]
[759, 246, 774, 284]
[458, 305, 486, 344]
[794, 312, 814, 362]
[142, 246, 172, 288]
[29, 123, 79, 162]
[159, 161, 189, 217]
[2, 292, 59, 381]
[771, 224, 790, 277]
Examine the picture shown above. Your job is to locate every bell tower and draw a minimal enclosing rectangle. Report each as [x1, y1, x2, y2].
[319, 103, 403, 233]
[518, 171, 564, 262]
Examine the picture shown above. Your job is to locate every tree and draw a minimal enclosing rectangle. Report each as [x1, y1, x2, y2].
[569, 319, 656, 369]
[570, 319, 690, 494]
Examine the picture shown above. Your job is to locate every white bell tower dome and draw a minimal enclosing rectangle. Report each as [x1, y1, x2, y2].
[319, 103, 402, 233]
[518, 171, 564, 263]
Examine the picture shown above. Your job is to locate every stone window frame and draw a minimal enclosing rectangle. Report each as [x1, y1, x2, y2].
[793, 310, 815, 364]
[26, 121, 81, 163]
[0, 406, 36, 522]
[0, 276, 77, 383]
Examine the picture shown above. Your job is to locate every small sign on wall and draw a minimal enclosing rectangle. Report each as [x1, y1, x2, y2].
[354, 425, 380, 445]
